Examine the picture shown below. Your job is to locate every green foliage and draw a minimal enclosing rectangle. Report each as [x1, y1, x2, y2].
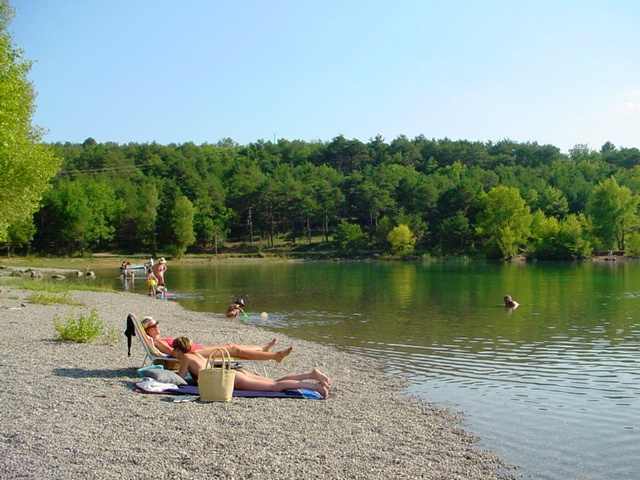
[587, 177, 638, 250]
[334, 220, 367, 253]
[529, 211, 592, 259]
[387, 224, 416, 256]
[27, 292, 81, 305]
[374, 216, 395, 247]
[39, 178, 123, 253]
[477, 186, 532, 258]
[0, 1, 61, 240]
[9, 278, 114, 293]
[171, 195, 196, 258]
[7, 215, 35, 250]
[12, 125, 640, 261]
[625, 232, 640, 257]
[54, 309, 104, 343]
[438, 212, 473, 254]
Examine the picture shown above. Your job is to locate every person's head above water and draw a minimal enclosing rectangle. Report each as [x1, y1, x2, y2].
[503, 295, 519, 308]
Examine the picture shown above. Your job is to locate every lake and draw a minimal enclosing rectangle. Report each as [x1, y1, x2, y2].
[104, 260, 640, 480]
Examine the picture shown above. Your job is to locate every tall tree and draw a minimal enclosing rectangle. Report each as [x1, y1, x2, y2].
[587, 177, 638, 250]
[0, 1, 60, 240]
[476, 186, 532, 258]
[172, 195, 196, 257]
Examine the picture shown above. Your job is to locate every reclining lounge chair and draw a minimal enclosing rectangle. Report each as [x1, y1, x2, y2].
[124, 313, 179, 370]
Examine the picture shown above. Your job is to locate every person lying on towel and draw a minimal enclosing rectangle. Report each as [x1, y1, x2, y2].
[141, 316, 292, 362]
[172, 336, 331, 399]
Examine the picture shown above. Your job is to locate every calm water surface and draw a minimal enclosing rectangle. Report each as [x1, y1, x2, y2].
[104, 261, 640, 480]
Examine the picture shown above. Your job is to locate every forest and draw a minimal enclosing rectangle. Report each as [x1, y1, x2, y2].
[6, 135, 640, 261]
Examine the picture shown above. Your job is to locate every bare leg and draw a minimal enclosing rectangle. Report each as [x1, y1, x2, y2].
[262, 338, 276, 351]
[228, 338, 276, 352]
[197, 344, 292, 362]
[234, 371, 328, 398]
[275, 368, 331, 385]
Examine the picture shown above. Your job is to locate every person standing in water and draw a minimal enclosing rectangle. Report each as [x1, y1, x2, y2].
[152, 257, 168, 287]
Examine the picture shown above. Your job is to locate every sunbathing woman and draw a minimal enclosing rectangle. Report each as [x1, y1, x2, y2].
[141, 316, 292, 362]
[172, 336, 331, 399]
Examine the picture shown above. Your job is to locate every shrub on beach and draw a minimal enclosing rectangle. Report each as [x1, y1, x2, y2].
[54, 309, 104, 343]
[28, 292, 81, 305]
[10, 278, 113, 293]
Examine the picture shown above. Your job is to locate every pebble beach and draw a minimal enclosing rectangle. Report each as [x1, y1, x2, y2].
[0, 279, 514, 479]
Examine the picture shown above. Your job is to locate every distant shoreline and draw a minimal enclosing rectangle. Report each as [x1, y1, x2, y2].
[0, 251, 634, 273]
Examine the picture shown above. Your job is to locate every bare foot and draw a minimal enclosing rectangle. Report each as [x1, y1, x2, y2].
[301, 380, 329, 399]
[311, 368, 331, 386]
[274, 346, 293, 363]
[262, 338, 277, 352]
[316, 383, 329, 399]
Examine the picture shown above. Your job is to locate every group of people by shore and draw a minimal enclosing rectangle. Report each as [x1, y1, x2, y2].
[120, 257, 168, 297]
[145, 257, 167, 297]
[140, 316, 331, 398]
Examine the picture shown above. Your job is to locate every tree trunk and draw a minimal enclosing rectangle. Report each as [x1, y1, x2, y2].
[323, 210, 329, 242]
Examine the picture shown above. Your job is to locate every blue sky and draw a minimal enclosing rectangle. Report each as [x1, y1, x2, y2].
[10, 0, 640, 151]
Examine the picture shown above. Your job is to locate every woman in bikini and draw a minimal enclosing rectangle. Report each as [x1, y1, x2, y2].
[141, 316, 292, 362]
[172, 336, 331, 399]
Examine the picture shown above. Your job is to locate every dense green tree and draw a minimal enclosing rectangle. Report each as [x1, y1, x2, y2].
[625, 232, 640, 257]
[530, 211, 592, 259]
[171, 195, 196, 258]
[36, 179, 122, 253]
[0, 1, 60, 240]
[477, 186, 532, 258]
[13, 129, 640, 260]
[587, 177, 638, 250]
[438, 212, 473, 254]
[387, 224, 416, 256]
[334, 220, 367, 253]
[6, 215, 35, 254]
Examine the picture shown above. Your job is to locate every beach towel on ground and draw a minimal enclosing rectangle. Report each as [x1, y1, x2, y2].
[134, 379, 322, 399]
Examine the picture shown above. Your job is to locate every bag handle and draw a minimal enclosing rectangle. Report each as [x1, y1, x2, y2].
[206, 347, 232, 370]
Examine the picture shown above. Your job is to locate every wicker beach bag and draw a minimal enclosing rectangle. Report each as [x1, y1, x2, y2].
[199, 348, 236, 402]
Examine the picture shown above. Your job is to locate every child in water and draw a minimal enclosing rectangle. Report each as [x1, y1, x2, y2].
[146, 271, 158, 297]
[226, 297, 246, 319]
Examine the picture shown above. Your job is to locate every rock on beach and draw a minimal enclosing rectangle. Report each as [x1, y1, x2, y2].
[0, 286, 514, 479]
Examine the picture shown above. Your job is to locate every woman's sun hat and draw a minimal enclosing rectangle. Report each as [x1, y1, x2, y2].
[142, 316, 159, 330]
[158, 257, 167, 264]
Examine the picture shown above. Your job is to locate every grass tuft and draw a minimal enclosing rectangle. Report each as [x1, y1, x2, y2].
[27, 292, 82, 305]
[6, 278, 114, 293]
[54, 309, 105, 343]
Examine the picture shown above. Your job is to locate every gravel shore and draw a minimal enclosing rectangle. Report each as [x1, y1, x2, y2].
[0, 285, 514, 479]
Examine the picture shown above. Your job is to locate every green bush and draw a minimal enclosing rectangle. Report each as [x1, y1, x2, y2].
[54, 309, 104, 343]
[626, 232, 640, 257]
[387, 224, 416, 256]
[9, 279, 113, 293]
[334, 220, 367, 253]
